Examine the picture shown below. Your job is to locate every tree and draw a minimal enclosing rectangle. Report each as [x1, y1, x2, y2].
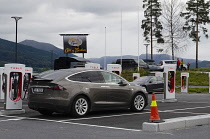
[161, 0, 187, 60]
[180, 0, 210, 68]
[141, 0, 164, 60]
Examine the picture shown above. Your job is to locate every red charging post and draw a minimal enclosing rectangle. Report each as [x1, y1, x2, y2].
[23, 67, 33, 99]
[107, 64, 122, 75]
[163, 66, 177, 102]
[3, 64, 25, 110]
[85, 63, 100, 69]
[181, 72, 189, 93]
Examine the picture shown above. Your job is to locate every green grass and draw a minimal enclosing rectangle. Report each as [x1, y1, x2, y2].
[176, 71, 209, 86]
[121, 68, 210, 94]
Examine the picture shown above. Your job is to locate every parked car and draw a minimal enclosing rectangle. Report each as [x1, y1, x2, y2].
[131, 76, 165, 93]
[28, 68, 148, 117]
[158, 60, 187, 71]
[143, 59, 162, 71]
[116, 59, 149, 70]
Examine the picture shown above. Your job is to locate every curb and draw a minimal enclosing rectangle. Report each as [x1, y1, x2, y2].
[143, 114, 210, 132]
[0, 109, 25, 115]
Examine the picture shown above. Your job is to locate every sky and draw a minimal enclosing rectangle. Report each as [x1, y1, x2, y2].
[0, 0, 210, 61]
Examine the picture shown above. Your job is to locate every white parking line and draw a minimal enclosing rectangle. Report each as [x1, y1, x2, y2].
[0, 115, 142, 132]
[64, 111, 151, 122]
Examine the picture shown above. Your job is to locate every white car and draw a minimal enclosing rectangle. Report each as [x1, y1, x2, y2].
[158, 60, 187, 71]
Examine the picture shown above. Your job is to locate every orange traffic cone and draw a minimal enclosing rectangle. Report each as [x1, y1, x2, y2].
[149, 93, 161, 122]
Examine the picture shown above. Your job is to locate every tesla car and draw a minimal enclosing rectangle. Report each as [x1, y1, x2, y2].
[28, 68, 148, 117]
[131, 76, 165, 93]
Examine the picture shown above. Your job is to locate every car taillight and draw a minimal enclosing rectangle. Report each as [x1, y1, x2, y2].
[48, 85, 66, 90]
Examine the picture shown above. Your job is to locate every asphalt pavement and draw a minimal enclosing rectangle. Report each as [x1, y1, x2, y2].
[0, 93, 210, 139]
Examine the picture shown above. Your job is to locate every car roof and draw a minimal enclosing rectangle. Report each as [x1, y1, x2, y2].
[35, 68, 109, 82]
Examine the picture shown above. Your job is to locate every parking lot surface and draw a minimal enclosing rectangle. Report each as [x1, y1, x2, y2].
[0, 93, 210, 138]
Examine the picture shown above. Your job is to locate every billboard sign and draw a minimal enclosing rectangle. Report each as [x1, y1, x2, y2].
[63, 35, 87, 53]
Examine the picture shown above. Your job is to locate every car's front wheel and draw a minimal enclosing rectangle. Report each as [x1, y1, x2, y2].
[130, 93, 146, 112]
[72, 96, 89, 117]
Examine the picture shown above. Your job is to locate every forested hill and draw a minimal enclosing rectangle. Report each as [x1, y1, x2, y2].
[0, 38, 59, 72]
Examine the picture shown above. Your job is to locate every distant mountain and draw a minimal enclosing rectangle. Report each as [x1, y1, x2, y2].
[20, 40, 76, 57]
[0, 38, 70, 72]
[88, 54, 203, 68]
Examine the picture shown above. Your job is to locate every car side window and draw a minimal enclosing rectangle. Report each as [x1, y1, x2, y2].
[68, 71, 104, 83]
[100, 71, 123, 84]
[68, 73, 84, 82]
[85, 71, 104, 83]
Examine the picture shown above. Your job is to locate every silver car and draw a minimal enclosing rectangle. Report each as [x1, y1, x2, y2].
[28, 68, 148, 117]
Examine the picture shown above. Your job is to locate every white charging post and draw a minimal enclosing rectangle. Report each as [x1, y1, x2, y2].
[107, 64, 122, 75]
[209, 73, 210, 94]
[0, 67, 4, 101]
[163, 66, 177, 102]
[181, 72, 189, 93]
[3, 64, 25, 110]
[85, 63, 100, 69]
[133, 73, 140, 80]
[23, 67, 33, 99]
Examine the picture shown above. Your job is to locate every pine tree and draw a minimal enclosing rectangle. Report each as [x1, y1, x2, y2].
[141, 0, 164, 60]
[180, 0, 210, 68]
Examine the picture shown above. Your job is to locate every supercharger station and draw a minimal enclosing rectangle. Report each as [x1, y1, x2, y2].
[0, 64, 26, 114]
[107, 64, 122, 75]
[181, 72, 189, 93]
[85, 63, 100, 69]
[133, 73, 140, 80]
[0, 67, 4, 101]
[163, 66, 177, 102]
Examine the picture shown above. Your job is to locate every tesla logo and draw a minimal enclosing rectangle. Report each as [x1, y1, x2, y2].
[112, 67, 120, 69]
[90, 66, 99, 69]
[10, 67, 22, 70]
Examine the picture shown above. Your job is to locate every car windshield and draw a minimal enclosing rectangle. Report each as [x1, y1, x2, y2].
[132, 76, 151, 83]
[165, 61, 177, 64]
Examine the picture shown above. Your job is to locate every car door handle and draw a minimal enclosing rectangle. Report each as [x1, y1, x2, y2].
[101, 86, 110, 88]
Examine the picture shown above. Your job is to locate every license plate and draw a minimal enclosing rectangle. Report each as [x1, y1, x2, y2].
[33, 88, 44, 93]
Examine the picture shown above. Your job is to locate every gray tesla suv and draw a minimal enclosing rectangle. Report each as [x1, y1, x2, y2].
[28, 68, 148, 117]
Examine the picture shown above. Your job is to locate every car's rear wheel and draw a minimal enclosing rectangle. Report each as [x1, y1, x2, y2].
[72, 96, 89, 117]
[130, 93, 146, 112]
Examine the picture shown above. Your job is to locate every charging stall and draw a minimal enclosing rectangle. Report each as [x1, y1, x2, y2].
[107, 64, 122, 75]
[3, 64, 25, 110]
[133, 73, 140, 80]
[0, 67, 4, 101]
[163, 66, 177, 102]
[181, 72, 189, 93]
[85, 63, 100, 69]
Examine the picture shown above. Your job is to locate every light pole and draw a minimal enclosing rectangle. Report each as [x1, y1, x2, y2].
[144, 44, 149, 59]
[11, 16, 22, 63]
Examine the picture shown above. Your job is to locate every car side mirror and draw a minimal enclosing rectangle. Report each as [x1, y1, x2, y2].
[118, 80, 128, 86]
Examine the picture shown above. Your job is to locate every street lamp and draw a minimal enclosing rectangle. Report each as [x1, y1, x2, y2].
[144, 44, 149, 59]
[11, 16, 22, 63]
